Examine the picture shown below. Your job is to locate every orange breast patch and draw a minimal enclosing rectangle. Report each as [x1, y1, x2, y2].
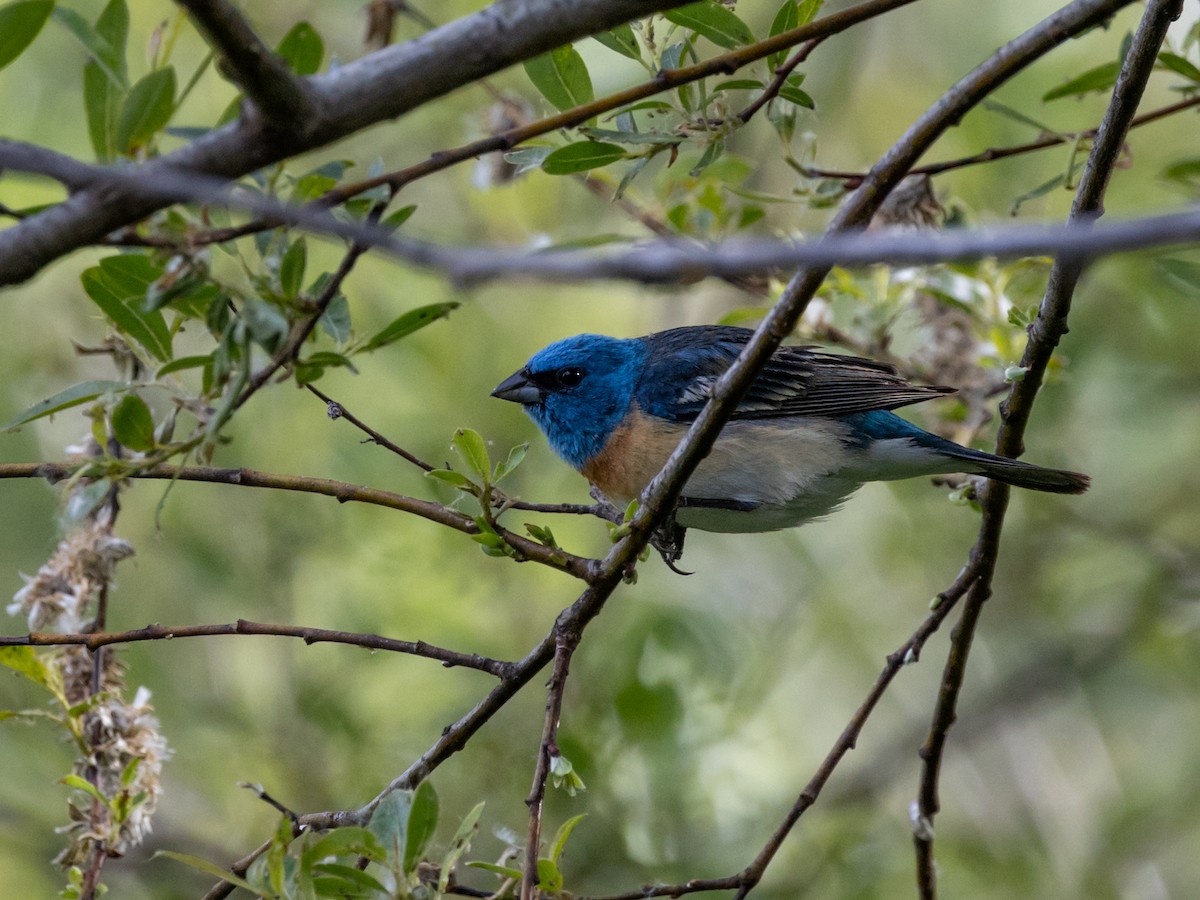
[580, 407, 688, 505]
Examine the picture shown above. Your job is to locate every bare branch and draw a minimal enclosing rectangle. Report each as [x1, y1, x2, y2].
[7, 134, 1197, 285]
[175, 0, 317, 126]
[912, 1, 1183, 895]
[0, 462, 596, 581]
[520, 631, 578, 900]
[0, 620, 511, 676]
[377, 207, 1200, 285]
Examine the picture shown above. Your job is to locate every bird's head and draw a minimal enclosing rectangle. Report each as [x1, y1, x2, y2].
[492, 333, 646, 468]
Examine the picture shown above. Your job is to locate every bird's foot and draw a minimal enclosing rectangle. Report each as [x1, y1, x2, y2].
[651, 519, 691, 576]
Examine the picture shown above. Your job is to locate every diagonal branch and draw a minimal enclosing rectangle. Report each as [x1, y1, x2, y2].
[912, 1, 1183, 895]
[175, 0, 317, 126]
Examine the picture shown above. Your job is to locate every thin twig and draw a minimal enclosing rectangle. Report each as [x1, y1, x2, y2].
[0, 620, 512, 676]
[303, 383, 435, 472]
[733, 37, 825, 124]
[798, 94, 1200, 184]
[911, 2, 1182, 895]
[520, 631, 579, 900]
[234, 203, 386, 410]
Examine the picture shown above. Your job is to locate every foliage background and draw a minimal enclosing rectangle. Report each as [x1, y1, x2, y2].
[1, 0, 1199, 897]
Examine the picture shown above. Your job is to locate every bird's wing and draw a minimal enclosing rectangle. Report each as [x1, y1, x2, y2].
[636, 325, 954, 423]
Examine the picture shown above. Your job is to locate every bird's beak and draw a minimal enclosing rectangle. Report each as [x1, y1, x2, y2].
[491, 369, 542, 405]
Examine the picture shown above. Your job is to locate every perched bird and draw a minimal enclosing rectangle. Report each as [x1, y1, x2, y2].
[492, 325, 1089, 535]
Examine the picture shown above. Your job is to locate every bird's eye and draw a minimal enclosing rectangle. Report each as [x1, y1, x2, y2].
[556, 368, 584, 388]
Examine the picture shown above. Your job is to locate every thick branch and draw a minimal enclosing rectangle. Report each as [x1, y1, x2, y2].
[0, 0, 695, 285]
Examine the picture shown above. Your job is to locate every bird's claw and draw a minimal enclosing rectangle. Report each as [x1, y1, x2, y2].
[651, 518, 692, 576]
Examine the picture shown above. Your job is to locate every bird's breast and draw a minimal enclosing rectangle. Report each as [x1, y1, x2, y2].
[580, 407, 686, 506]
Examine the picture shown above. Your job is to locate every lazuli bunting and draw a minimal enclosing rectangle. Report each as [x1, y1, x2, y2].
[492, 325, 1088, 534]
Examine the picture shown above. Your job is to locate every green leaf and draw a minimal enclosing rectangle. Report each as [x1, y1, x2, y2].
[85, 62, 125, 160]
[110, 394, 156, 452]
[0, 1, 53, 72]
[0, 647, 54, 690]
[1042, 60, 1120, 101]
[153, 851, 259, 894]
[504, 145, 554, 172]
[524, 45, 594, 112]
[241, 299, 289, 352]
[94, 0, 130, 72]
[438, 801, 484, 893]
[318, 293, 351, 343]
[797, 0, 825, 24]
[51, 7, 127, 88]
[466, 860, 524, 879]
[279, 238, 307, 299]
[452, 428, 490, 481]
[550, 814, 586, 863]
[525, 522, 559, 548]
[116, 66, 177, 153]
[310, 863, 389, 894]
[277, 21, 323, 75]
[712, 79, 764, 92]
[360, 302, 459, 352]
[368, 791, 411, 868]
[614, 155, 651, 200]
[492, 442, 528, 482]
[98, 254, 164, 296]
[768, 1, 798, 69]
[61, 774, 109, 806]
[592, 23, 640, 60]
[777, 73, 814, 108]
[665, 2, 755, 49]
[536, 857, 563, 892]
[541, 141, 627, 175]
[1009, 171, 1069, 214]
[403, 780, 439, 874]
[301, 827, 385, 867]
[1158, 51, 1200, 82]
[81, 262, 173, 361]
[577, 127, 683, 146]
[425, 468, 474, 488]
[1157, 257, 1200, 295]
[381, 204, 417, 232]
[3, 380, 128, 431]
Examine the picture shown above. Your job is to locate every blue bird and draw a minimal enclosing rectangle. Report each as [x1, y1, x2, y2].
[492, 325, 1088, 535]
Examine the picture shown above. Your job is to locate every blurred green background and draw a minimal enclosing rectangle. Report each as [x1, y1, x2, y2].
[2, 1, 1199, 897]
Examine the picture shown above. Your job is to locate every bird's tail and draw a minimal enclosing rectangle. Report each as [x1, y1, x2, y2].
[941, 445, 1090, 494]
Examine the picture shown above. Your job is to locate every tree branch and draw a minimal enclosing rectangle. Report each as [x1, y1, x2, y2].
[0, 462, 595, 581]
[0, 620, 511, 676]
[520, 630, 579, 900]
[0, 0, 697, 285]
[7, 134, 1196, 285]
[912, 1, 1182, 895]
